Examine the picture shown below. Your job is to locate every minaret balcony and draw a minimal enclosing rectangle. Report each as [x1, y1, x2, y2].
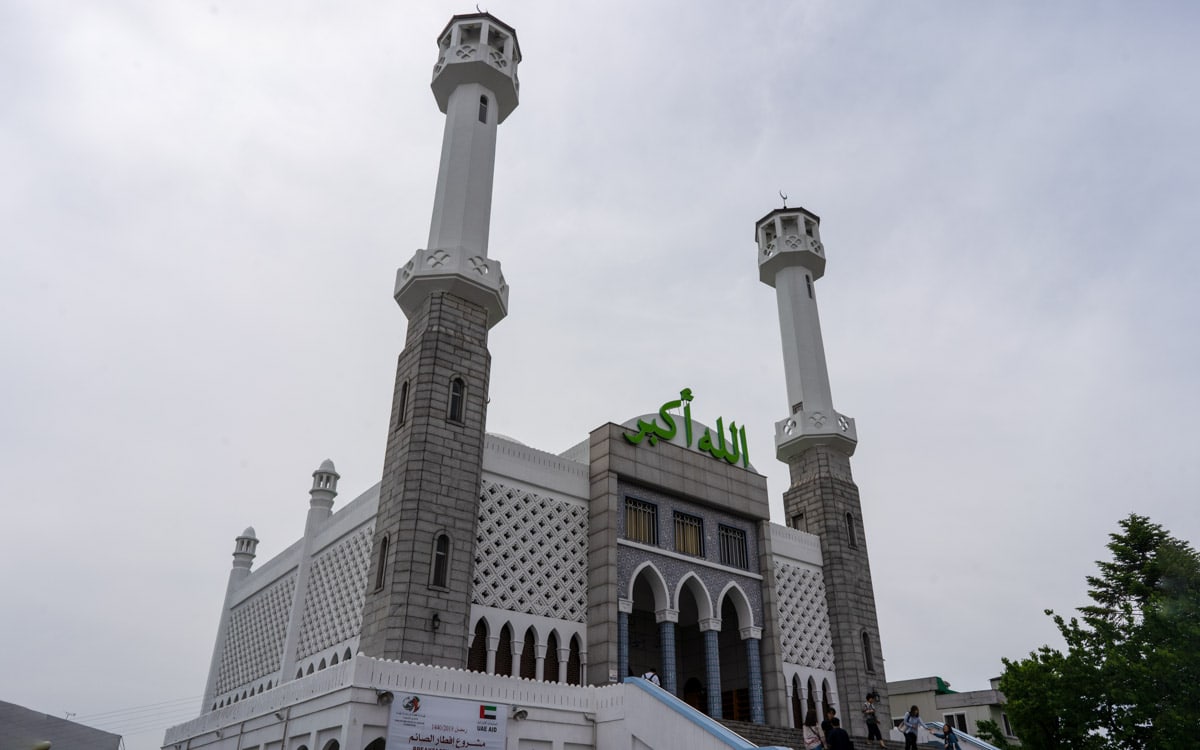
[756, 206, 826, 285]
[394, 247, 509, 328]
[432, 14, 521, 122]
[774, 408, 858, 460]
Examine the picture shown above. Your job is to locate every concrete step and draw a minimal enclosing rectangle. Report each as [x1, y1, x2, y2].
[718, 719, 907, 750]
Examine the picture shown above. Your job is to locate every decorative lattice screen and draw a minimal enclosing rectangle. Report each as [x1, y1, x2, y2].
[473, 481, 588, 622]
[774, 561, 835, 669]
[297, 525, 374, 660]
[215, 573, 295, 694]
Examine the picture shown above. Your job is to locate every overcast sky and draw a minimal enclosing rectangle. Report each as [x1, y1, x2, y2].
[3, 2, 1198, 748]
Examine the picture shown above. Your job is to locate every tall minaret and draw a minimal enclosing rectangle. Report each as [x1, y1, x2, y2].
[358, 13, 520, 667]
[757, 206, 890, 734]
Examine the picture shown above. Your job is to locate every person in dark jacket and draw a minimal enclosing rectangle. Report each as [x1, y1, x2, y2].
[827, 717, 852, 750]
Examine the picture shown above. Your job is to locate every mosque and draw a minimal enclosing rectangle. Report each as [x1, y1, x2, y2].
[165, 11, 892, 750]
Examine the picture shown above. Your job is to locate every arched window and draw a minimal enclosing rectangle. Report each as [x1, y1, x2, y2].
[862, 630, 876, 673]
[478, 95, 488, 123]
[431, 533, 450, 588]
[448, 378, 466, 422]
[344, 648, 352, 661]
[496, 625, 514, 677]
[375, 535, 389, 591]
[519, 627, 537, 679]
[318, 658, 327, 670]
[306, 664, 314, 675]
[846, 513, 858, 549]
[267, 680, 272, 690]
[806, 677, 817, 716]
[330, 652, 339, 665]
[321, 741, 340, 750]
[397, 380, 410, 427]
[296, 668, 303, 679]
[365, 739, 387, 750]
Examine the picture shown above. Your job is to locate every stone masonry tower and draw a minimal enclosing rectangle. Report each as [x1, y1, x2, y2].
[756, 207, 891, 734]
[359, 13, 520, 667]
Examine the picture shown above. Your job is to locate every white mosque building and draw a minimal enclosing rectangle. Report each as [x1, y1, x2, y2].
[164, 11, 891, 750]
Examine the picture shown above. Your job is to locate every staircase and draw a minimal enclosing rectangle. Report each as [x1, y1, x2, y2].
[718, 720, 908, 750]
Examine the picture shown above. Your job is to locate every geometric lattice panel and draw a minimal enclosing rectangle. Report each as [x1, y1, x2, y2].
[774, 561, 835, 669]
[296, 524, 374, 660]
[473, 481, 588, 623]
[215, 573, 296, 694]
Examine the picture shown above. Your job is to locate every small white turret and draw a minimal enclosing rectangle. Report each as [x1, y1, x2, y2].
[310, 458, 339, 512]
[757, 206, 857, 459]
[231, 527, 259, 573]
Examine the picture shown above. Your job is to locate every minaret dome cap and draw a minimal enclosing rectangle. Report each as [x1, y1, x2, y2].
[241, 526, 257, 539]
[318, 458, 336, 473]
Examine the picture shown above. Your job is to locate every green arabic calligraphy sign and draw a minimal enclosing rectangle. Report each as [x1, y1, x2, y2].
[624, 388, 749, 468]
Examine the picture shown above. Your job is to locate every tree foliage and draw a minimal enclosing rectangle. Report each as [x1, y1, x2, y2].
[999, 514, 1200, 750]
[973, 719, 1013, 749]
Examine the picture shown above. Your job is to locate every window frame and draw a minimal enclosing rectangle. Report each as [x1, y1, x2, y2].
[673, 511, 705, 557]
[431, 533, 450, 589]
[718, 523, 749, 569]
[448, 377, 466, 423]
[624, 497, 658, 545]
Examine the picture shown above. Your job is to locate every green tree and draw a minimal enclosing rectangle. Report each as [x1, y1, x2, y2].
[973, 719, 1012, 749]
[999, 515, 1200, 750]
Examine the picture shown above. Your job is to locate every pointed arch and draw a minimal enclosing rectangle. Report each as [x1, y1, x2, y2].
[344, 648, 352, 662]
[791, 674, 804, 728]
[807, 676, 818, 716]
[496, 623, 514, 677]
[545, 629, 561, 683]
[715, 581, 755, 630]
[821, 678, 832, 717]
[330, 653, 339, 666]
[519, 626, 537, 679]
[567, 633, 582, 685]
[468, 618, 489, 673]
[674, 572, 714, 621]
[318, 658, 327, 670]
[627, 561, 670, 612]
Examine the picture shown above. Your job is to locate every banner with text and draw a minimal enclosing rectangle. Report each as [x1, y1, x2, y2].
[386, 693, 507, 750]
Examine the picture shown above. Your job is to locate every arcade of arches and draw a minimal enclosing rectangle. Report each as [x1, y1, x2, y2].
[618, 564, 765, 723]
[466, 617, 584, 683]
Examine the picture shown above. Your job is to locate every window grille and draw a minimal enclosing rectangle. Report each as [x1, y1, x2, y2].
[624, 498, 658, 545]
[718, 524, 749, 569]
[674, 512, 704, 557]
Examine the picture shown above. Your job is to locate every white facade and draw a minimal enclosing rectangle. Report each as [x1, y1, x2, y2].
[170, 9, 893, 750]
